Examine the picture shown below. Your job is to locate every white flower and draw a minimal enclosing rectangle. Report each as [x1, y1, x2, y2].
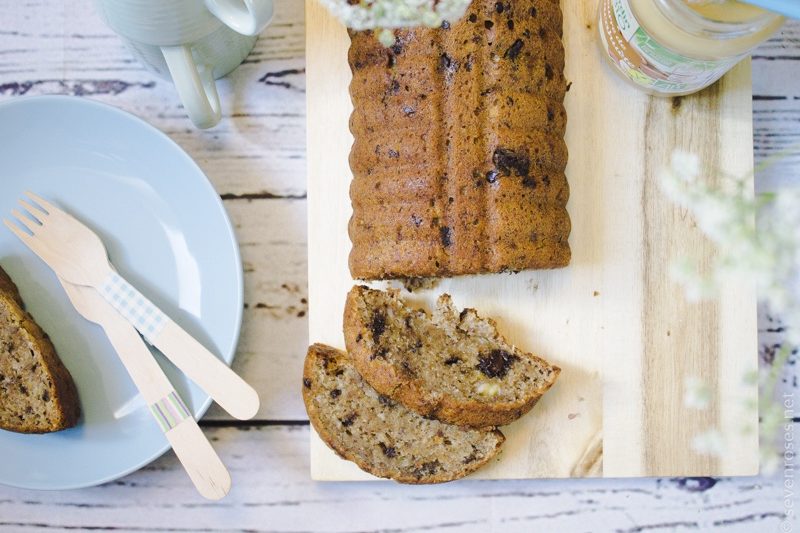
[761, 448, 781, 474]
[319, 0, 471, 30]
[670, 150, 701, 183]
[377, 28, 396, 46]
[691, 429, 726, 457]
[684, 376, 712, 410]
[669, 257, 717, 300]
[661, 149, 800, 468]
[659, 149, 800, 343]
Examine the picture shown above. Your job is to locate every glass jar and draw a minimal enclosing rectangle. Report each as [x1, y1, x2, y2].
[598, 0, 785, 96]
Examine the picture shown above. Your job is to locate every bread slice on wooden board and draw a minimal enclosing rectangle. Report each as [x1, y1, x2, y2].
[303, 343, 505, 484]
[344, 285, 560, 429]
[0, 266, 80, 433]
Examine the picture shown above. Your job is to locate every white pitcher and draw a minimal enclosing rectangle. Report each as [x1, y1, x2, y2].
[94, 0, 274, 128]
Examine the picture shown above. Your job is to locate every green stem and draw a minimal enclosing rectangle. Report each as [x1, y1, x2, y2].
[754, 142, 800, 173]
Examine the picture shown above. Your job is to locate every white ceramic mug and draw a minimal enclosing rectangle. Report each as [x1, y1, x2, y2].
[94, 0, 274, 128]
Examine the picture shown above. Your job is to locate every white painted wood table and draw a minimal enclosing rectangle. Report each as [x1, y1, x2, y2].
[0, 1, 798, 531]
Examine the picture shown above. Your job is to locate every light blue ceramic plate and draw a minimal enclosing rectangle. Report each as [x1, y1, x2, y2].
[746, 0, 800, 20]
[0, 96, 243, 490]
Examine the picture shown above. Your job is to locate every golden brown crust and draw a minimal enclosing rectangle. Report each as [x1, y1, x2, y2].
[343, 285, 560, 429]
[433, 388, 554, 428]
[348, 0, 571, 280]
[302, 343, 505, 484]
[0, 265, 23, 308]
[0, 266, 80, 433]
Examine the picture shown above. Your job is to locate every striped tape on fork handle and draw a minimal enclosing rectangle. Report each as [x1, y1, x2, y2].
[150, 391, 192, 432]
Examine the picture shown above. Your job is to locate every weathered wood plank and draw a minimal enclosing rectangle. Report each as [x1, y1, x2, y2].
[207, 199, 309, 420]
[752, 22, 800, 171]
[0, 425, 791, 532]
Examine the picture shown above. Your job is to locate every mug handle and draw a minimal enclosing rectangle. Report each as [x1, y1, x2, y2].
[205, 0, 274, 36]
[161, 45, 221, 129]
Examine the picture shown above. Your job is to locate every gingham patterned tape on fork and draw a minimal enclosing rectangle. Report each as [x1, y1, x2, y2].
[100, 272, 167, 344]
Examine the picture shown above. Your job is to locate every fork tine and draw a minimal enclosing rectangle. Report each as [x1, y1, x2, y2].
[11, 208, 40, 234]
[4, 218, 38, 248]
[18, 199, 47, 221]
[24, 191, 58, 215]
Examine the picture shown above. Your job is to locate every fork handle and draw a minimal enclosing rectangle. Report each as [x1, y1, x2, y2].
[98, 272, 260, 420]
[99, 310, 231, 500]
[153, 321, 260, 420]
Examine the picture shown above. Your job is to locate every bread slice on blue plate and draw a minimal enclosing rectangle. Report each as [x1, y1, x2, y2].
[0, 266, 80, 433]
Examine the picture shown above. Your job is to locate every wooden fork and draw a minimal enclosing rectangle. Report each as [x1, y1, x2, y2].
[4, 192, 259, 421]
[60, 278, 231, 500]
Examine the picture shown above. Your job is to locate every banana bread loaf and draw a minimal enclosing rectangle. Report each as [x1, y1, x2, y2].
[303, 343, 505, 483]
[343, 286, 560, 428]
[348, 0, 570, 279]
[0, 266, 80, 433]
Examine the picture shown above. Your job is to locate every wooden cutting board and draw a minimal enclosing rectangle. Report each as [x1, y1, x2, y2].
[306, 0, 759, 479]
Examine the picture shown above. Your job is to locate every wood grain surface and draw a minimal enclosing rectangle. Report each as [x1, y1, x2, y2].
[306, 0, 758, 479]
[0, 0, 797, 530]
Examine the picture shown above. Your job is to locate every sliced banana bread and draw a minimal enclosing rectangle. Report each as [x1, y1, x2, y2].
[344, 285, 560, 428]
[0, 266, 80, 433]
[348, 0, 571, 280]
[303, 343, 504, 483]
